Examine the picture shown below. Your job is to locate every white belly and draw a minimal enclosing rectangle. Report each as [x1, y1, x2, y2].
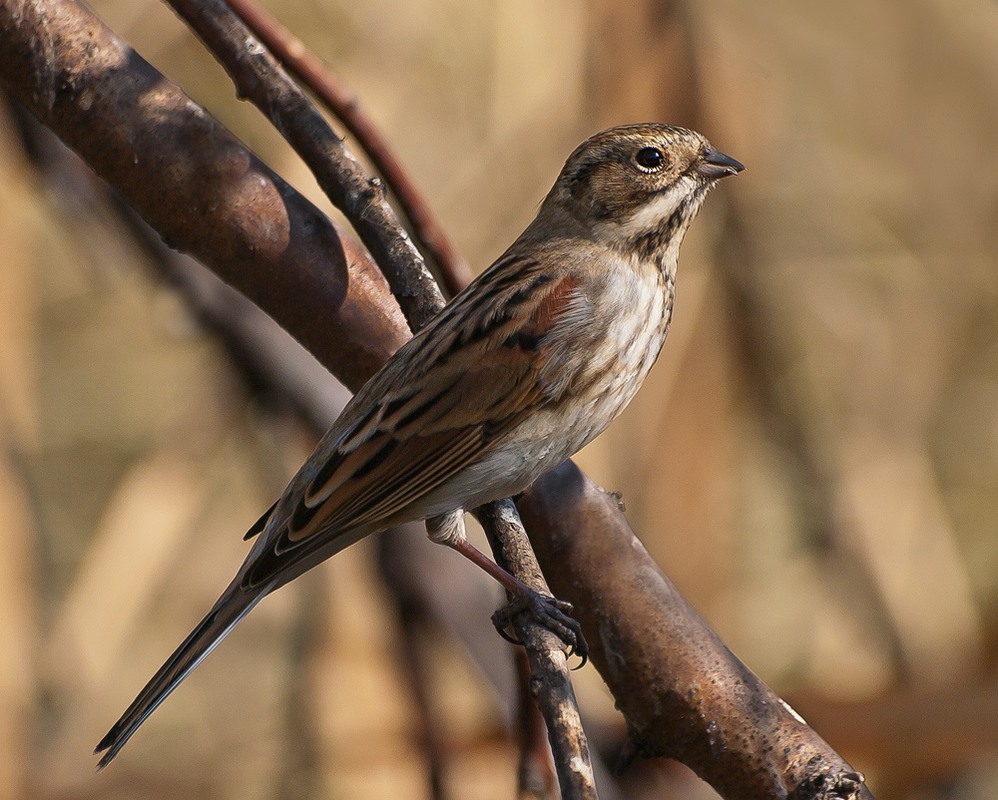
[412, 257, 674, 520]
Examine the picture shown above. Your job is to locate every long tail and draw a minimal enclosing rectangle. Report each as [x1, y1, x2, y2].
[94, 580, 266, 769]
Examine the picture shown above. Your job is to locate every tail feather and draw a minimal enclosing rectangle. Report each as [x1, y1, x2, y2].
[94, 581, 265, 769]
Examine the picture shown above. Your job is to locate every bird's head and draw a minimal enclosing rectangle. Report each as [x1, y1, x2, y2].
[540, 124, 743, 256]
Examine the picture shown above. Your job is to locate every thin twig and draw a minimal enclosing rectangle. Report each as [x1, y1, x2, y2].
[476, 501, 597, 799]
[515, 650, 558, 799]
[218, 9, 559, 787]
[165, 0, 444, 331]
[224, 0, 474, 295]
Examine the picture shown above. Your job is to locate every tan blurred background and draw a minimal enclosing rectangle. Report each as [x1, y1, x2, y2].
[1, 0, 997, 798]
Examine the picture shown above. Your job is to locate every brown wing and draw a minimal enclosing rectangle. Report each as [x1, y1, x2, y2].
[271, 258, 593, 554]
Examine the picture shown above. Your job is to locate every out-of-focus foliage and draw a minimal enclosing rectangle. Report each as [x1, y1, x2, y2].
[0, 0, 995, 798]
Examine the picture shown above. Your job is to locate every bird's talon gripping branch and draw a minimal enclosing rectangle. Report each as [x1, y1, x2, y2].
[490, 610, 525, 646]
[492, 590, 589, 667]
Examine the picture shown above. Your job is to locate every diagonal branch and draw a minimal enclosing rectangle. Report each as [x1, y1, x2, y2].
[518, 462, 872, 800]
[476, 500, 595, 798]
[163, 0, 445, 331]
[0, 0, 409, 393]
[224, 0, 474, 295]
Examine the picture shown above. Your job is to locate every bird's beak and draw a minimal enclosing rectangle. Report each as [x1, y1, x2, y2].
[696, 148, 745, 179]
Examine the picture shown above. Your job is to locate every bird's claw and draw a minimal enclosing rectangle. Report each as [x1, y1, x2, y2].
[491, 590, 589, 668]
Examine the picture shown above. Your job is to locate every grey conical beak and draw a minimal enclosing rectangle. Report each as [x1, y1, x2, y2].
[696, 148, 745, 179]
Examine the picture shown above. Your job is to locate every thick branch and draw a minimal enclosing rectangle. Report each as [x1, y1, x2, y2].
[0, 0, 409, 393]
[519, 462, 872, 800]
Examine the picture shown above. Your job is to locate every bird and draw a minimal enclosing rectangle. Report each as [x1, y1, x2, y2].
[95, 123, 743, 767]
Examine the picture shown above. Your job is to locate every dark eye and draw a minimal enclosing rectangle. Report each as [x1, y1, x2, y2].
[634, 146, 666, 172]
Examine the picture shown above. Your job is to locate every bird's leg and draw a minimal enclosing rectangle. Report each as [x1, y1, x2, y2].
[425, 511, 587, 664]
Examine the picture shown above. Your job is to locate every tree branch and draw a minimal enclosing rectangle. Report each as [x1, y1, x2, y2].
[513, 649, 559, 799]
[519, 462, 872, 800]
[224, 0, 474, 295]
[163, 0, 444, 330]
[477, 500, 597, 799]
[0, 0, 409, 394]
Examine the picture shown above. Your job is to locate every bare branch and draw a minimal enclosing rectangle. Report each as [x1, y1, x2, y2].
[163, 0, 444, 330]
[514, 649, 559, 799]
[519, 462, 873, 800]
[477, 500, 597, 800]
[225, 0, 474, 295]
[0, 0, 410, 394]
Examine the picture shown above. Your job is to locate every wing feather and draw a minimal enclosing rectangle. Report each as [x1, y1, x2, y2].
[267, 251, 597, 556]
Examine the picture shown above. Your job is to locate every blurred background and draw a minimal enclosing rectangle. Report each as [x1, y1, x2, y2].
[1, 0, 996, 798]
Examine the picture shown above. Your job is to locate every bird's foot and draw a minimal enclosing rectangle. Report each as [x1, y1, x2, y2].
[491, 590, 588, 668]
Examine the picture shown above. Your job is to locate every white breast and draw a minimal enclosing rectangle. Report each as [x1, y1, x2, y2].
[410, 253, 676, 520]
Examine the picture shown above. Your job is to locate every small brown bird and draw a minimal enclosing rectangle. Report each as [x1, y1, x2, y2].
[95, 123, 742, 766]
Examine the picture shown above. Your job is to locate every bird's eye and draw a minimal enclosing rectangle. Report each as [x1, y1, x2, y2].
[634, 147, 666, 172]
